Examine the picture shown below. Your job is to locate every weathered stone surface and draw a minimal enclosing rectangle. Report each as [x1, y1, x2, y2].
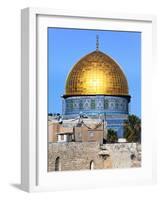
[48, 142, 141, 172]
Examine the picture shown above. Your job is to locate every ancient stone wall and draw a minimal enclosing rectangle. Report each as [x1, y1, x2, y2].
[48, 142, 141, 172]
[102, 143, 141, 168]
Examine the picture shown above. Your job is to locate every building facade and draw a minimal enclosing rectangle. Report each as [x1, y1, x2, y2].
[48, 118, 105, 144]
[62, 43, 130, 137]
[48, 118, 141, 172]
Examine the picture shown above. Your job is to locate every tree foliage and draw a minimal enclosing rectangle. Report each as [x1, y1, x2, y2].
[123, 115, 141, 143]
[107, 129, 118, 143]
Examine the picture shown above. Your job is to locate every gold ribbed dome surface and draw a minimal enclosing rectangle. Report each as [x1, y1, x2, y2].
[65, 50, 129, 96]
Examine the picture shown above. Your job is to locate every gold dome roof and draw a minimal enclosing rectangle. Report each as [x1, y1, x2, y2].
[65, 50, 129, 96]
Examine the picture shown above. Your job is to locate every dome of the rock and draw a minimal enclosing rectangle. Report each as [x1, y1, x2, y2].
[62, 37, 131, 138]
[65, 50, 128, 97]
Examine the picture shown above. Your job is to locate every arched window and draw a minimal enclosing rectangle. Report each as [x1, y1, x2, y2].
[104, 99, 109, 109]
[91, 100, 96, 109]
[55, 157, 61, 171]
[79, 100, 83, 109]
[90, 160, 94, 170]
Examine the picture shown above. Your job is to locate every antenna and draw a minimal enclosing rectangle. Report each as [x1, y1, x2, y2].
[96, 35, 99, 51]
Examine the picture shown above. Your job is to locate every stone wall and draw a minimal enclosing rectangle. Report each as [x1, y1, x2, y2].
[48, 122, 59, 143]
[48, 142, 141, 172]
[102, 143, 141, 168]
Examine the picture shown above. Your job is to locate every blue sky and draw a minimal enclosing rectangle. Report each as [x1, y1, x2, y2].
[48, 28, 141, 117]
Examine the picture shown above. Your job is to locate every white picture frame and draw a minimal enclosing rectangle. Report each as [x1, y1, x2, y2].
[21, 7, 157, 192]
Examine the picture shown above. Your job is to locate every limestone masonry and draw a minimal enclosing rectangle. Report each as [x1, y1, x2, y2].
[48, 142, 141, 171]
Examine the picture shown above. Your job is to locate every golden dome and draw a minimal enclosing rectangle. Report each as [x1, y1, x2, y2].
[65, 50, 129, 96]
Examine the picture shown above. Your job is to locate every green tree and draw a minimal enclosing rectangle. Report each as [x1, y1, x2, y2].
[107, 129, 118, 143]
[123, 115, 141, 143]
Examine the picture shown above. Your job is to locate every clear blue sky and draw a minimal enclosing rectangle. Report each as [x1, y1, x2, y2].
[48, 28, 141, 118]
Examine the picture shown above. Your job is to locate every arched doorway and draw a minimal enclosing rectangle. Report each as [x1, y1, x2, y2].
[90, 160, 94, 170]
[55, 157, 61, 171]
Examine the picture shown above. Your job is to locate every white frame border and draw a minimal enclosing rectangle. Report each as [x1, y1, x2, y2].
[21, 7, 157, 192]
